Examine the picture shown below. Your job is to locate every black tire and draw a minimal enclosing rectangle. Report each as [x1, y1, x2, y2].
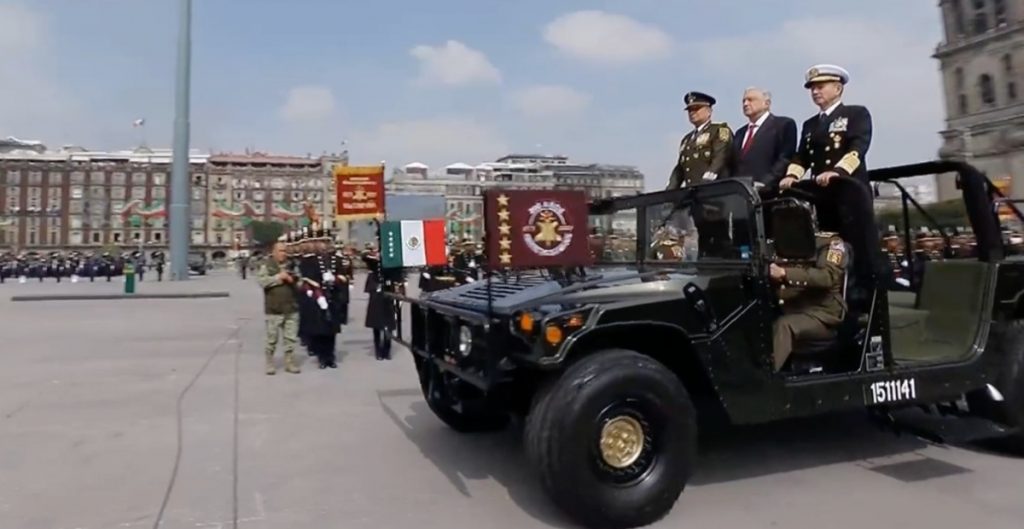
[968, 321, 1024, 453]
[416, 358, 508, 433]
[525, 349, 697, 529]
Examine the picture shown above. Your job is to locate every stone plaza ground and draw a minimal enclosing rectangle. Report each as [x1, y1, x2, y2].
[1, 271, 1023, 529]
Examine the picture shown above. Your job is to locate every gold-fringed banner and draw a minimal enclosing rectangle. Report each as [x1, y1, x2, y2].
[334, 164, 386, 220]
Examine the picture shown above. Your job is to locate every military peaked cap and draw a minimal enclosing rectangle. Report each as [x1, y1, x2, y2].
[683, 91, 716, 109]
[804, 64, 850, 88]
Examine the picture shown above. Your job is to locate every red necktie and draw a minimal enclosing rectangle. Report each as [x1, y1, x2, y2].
[741, 124, 757, 155]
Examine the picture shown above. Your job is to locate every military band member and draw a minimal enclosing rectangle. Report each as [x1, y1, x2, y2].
[781, 64, 873, 232]
[667, 91, 733, 189]
[770, 230, 850, 372]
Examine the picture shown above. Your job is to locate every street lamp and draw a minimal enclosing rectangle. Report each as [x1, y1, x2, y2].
[168, 0, 192, 281]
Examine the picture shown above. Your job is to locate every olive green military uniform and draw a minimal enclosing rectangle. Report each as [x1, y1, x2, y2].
[257, 257, 300, 375]
[668, 122, 733, 189]
[772, 233, 849, 371]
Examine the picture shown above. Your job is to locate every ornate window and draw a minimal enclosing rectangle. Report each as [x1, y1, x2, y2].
[972, 0, 989, 35]
[995, 0, 1008, 26]
[1004, 54, 1017, 102]
[980, 74, 996, 105]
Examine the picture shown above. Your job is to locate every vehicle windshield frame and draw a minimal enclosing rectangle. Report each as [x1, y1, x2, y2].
[868, 161, 1006, 262]
[586, 177, 764, 270]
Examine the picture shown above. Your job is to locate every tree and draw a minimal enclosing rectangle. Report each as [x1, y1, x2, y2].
[248, 220, 288, 247]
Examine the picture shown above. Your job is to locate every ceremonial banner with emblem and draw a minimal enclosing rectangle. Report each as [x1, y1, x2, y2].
[379, 219, 447, 269]
[334, 164, 386, 220]
[484, 189, 592, 269]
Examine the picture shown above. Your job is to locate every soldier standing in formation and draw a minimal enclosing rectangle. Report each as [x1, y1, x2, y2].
[452, 237, 481, 284]
[667, 91, 733, 190]
[293, 225, 349, 370]
[362, 242, 398, 360]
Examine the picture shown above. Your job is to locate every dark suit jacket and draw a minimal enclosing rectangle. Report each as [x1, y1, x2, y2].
[729, 113, 797, 190]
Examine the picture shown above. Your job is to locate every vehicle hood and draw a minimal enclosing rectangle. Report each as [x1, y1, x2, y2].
[422, 270, 715, 316]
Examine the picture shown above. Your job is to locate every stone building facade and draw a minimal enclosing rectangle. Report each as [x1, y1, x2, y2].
[0, 146, 348, 257]
[935, 0, 1024, 202]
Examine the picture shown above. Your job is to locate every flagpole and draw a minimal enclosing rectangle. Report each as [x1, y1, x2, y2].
[168, 0, 192, 281]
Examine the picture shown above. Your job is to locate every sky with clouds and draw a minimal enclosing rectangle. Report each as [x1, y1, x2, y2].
[1, 0, 946, 190]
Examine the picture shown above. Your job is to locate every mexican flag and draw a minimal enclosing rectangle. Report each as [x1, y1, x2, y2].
[380, 219, 447, 268]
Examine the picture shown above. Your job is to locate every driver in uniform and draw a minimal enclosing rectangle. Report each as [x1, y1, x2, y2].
[769, 221, 850, 372]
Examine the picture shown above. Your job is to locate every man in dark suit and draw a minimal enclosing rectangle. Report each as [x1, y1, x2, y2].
[729, 87, 797, 194]
[781, 64, 873, 232]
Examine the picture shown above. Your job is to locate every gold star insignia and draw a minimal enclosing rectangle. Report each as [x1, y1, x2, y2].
[497, 194, 509, 207]
[499, 239, 511, 250]
[499, 225, 510, 235]
[499, 253, 511, 264]
[498, 210, 510, 221]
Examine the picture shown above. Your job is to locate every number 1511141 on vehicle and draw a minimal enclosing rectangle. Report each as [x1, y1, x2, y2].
[866, 378, 918, 405]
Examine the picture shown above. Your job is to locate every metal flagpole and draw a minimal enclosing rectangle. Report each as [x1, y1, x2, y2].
[169, 0, 193, 281]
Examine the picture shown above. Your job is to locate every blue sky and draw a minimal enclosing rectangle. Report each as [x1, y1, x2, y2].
[1, 1, 945, 190]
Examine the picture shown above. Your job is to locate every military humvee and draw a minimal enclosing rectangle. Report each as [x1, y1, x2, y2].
[382, 161, 1024, 529]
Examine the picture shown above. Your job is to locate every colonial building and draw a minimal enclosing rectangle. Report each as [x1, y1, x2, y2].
[0, 145, 348, 257]
[385, 154, 645, 241]
[935, 0, 1024, 202]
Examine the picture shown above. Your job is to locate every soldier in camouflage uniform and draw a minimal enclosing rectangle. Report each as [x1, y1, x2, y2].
[257, 238, 301, 375]
[769, 230, 850, 372]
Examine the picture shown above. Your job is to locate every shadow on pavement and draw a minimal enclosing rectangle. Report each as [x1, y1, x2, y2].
[692, 412, 931, 485]
[376, 388, 575, 528]
[377, 389, 964, 525]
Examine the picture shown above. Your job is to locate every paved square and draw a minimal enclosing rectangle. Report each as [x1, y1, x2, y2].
[1, 271, 1023, 529]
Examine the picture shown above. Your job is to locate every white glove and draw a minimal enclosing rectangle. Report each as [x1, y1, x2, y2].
[702, 172, 718, 181]
[466, 277, 476, 283]
[322, 271, 335, 283]
[317, 295, 328, 310]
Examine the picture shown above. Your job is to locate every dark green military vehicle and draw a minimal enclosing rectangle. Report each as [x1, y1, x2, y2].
[385, 161, 1024, 529]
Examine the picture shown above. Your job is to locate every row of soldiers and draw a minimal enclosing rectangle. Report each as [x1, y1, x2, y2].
[0, 250, 165, 283]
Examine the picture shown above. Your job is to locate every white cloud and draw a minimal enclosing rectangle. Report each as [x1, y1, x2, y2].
[511, 85, 592, 119]
[410, 40, 501, 86]
[350, 117, 509, 168]
[278, 85, 337, 123]
[692, 15, 944, 170]
[543, 11, 673, 65]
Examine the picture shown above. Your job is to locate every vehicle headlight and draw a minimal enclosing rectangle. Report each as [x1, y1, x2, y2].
[542, 311, 591, 347]
[457, 325, 473, 356]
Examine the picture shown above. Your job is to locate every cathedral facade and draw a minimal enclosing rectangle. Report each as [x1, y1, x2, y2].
[935, 0, 1024, 202]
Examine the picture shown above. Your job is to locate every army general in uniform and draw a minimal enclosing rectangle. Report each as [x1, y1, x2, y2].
[781, 64, 873, 232]
[770, 231, 850, 372]
[667, 91, 733, 190]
